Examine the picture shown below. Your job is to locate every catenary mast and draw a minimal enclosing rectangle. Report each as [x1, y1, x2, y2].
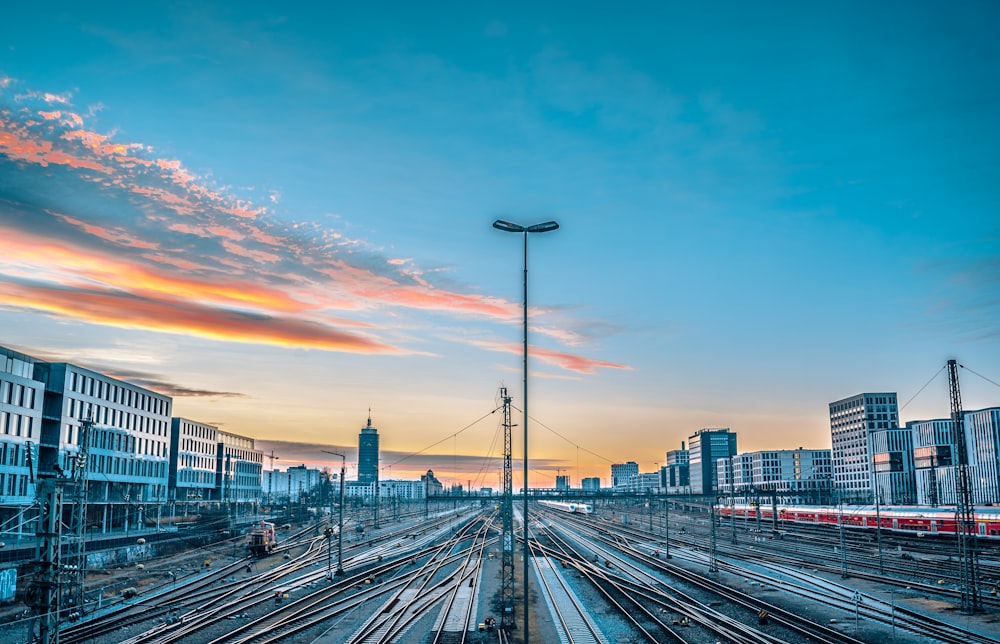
[499, 387, 515, 629]
[949, 359, 981, 612]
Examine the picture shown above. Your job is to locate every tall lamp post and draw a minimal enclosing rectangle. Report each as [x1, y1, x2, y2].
[322, 451, 346, 576]
[493, 218, 559, 642]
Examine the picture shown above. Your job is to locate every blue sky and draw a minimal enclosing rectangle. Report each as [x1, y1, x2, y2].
[1, 2, 998, 488]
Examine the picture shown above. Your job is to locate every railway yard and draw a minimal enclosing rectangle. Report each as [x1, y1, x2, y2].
[3, 500, 1000, 643]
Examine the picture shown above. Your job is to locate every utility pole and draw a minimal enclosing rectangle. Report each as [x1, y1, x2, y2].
[663, 494, 671, 558]
[709, 501, 718, 573]
[647, 489, 653, 531]
[499, 387, 516, 630]
[373, 466, 380, 529]
[949, 359, 981, 612]
[729, 457, 737, 545]
[839, 494, 848, 578]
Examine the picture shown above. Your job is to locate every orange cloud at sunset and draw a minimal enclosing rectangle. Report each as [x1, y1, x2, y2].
[0, 226, 307, 313]
[1, 79, 630, 378]
[0, 279, 400, 354]
[469, 340, 631, 375]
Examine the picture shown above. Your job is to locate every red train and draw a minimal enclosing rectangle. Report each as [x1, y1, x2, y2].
[719, 504, 1000, 538]
[246, 520, 278, 555]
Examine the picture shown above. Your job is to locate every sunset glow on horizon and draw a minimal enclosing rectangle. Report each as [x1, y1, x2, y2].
[2, 3, 998, 488]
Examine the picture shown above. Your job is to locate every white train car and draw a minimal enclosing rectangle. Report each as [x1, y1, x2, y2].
[539, 500, 593, 515]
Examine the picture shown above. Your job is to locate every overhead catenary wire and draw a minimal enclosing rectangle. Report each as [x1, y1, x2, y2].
[509, 404, 616, 464]
[899, 364, 946, 411]
[900, 361, 1000, 413]
[960, 363, 1000, 391]
[386, 406, 503, 469]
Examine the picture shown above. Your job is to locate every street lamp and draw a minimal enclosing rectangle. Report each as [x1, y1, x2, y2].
[322, 451, 346, 576]
[492, 217, 559, 642]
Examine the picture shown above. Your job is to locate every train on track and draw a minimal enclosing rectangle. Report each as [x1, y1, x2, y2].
[719, 503, 1000, 538]
[246, 520, 278, 555]
[538, 499, 593, 514]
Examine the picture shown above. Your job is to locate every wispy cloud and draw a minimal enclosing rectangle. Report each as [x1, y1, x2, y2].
[470, 339, 632, 375]
[254, 438, 567, 484]
[0, 79, 629, 372]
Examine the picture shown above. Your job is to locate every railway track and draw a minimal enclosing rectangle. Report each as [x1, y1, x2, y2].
[60, 507, 481, 644]
[550, 506, 1000, 644]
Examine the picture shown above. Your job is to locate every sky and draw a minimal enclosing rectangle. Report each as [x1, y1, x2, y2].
[1, 2, 998, 490]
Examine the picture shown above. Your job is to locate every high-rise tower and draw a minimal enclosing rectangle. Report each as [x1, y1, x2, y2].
[357, 411, 379, 484]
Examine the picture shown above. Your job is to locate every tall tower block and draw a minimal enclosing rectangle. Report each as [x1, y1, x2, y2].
[358, 412, 379, 484]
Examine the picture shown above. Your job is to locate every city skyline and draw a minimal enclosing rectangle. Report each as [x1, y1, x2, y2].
[2, 3, 999, 487]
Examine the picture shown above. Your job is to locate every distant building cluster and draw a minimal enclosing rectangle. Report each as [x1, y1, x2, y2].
[604, 391, 1000, 509]
[5, 340, 998, 538]
[0, 345, 449, 539]
[0, 345, 268, 538]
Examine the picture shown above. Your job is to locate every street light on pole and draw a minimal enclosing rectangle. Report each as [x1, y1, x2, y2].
[492, 217, 559, 642]
[322, 450, 346, 577]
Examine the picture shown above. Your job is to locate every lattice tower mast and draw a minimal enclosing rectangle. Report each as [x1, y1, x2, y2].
[64, 414, 92, 620]
[499, 387, 515, 629]
[948, 359, 981, 612]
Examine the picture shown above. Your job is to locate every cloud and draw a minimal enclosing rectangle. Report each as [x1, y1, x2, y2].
[0, 345, 245, 398]
[0, 79, 629, 373]
[0, 277, 399, 354]
[253, 438, 566, 485]
[470, 339, 632, 375]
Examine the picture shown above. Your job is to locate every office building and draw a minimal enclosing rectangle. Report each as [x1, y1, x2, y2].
[619, 472, 659, 493]
[912, 408, 1000, 506]
[688, 428, 736, 495]
[36, 359, 172, 532]
[581, 477, 600, 491]
[611, 462, 638, 488]
[0, 347, 45, 537]
[664, 444, 689, 491]
[718, 449, 832, 503]
[169, 418, 218, 509]
[829, 393, 899, 503]
[216, 430, 264, 512]
[966, 407, 1000, 505]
